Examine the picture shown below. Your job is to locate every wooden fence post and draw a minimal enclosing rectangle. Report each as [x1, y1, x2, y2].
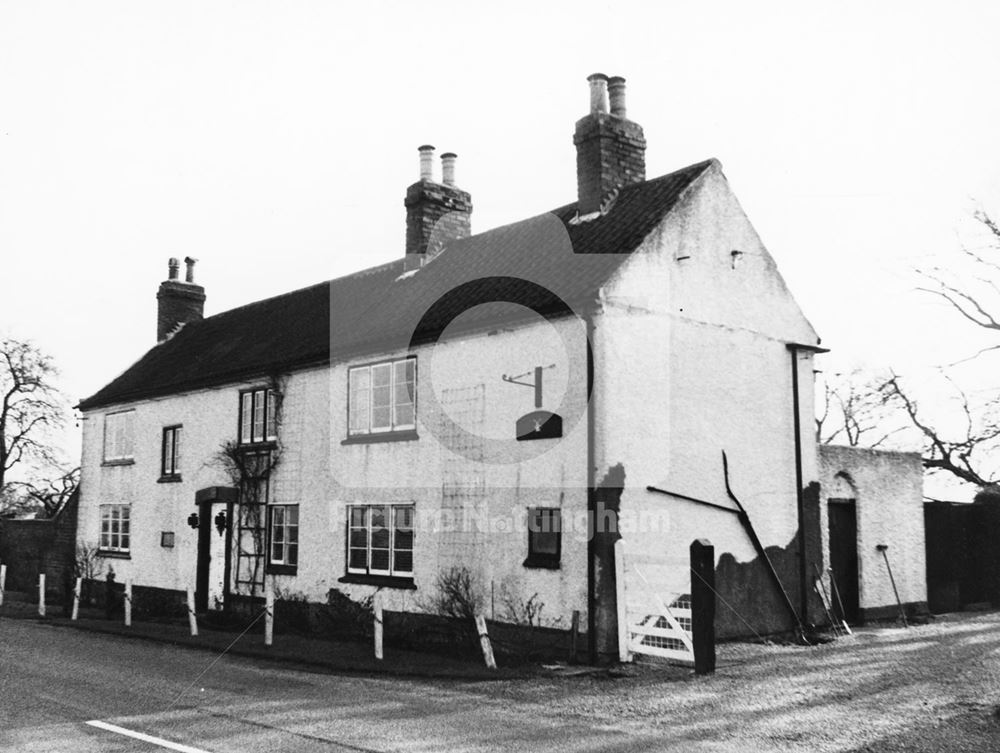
[373, 592, 384, 660]
[124, 580, 132, 627]
[614, 539, 630, 663]
[186, 588, 198, 637]
[570, 610, 580, 663]
[690, 538, 716, 675]
[264, 587, 274, 647]
[0, 563, 6, 607]
[38, 573, 46, 617]
[71, 577, 82, 621]
[475, 614, 497, 670]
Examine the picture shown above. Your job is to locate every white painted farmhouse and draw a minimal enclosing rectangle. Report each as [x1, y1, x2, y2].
[76, 74, 890, 660]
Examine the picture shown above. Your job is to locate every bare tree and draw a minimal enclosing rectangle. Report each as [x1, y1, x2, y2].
[0, 338, 66, 491]
[2, 465, 80, 517]
[883, 372, 1000, 488]
[815, 369, 906, 448]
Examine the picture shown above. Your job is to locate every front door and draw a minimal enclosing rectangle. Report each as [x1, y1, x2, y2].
[828, 499, 859, 624]
[194, 487, 237, 612]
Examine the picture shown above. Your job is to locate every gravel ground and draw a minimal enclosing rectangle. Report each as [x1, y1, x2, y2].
[453, 611, 1000, 752]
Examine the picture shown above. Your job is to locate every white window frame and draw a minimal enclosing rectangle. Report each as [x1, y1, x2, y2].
[347, 357, 416, 436]
[239, 388, 278, 444]
[346, 503, 414, 577]
[99, 504, 131, 553]
[103, 410, 135, 462]
[268, 504, 299, 568]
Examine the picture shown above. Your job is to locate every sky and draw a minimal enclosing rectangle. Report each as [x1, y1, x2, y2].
[2, 1, 1000, 484]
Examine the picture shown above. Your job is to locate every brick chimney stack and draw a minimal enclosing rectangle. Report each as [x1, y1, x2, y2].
[573, 73, 646, 215]
[405, 145, 472, 267]
[157, 256, 205, 342]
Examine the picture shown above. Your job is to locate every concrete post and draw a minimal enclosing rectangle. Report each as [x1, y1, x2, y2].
[475, 615, 497, 670]
[373, 592, 384, 661]
[124, 580, 132, 627]
[265, 588, 274, 647]
[38, 573, 46, 617]
[0, 563, 6, 607]
[71, 577, 81, 621]
[690, 539, 716, 675]
[186, 588, 198, 636]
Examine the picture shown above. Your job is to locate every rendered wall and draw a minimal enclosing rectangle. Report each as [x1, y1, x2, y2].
[594, 163, 823, 638]
[77, 314, 590, 628]
[818, 445, 927, 620]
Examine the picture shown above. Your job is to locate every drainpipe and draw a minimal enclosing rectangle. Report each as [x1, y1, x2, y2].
[787, 342, 829, 626]
[789, 345, 808, 625]
[586, 311, 597, 664]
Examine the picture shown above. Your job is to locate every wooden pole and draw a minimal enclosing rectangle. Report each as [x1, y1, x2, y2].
[614, 539, 630, 663]
[878, 545, 908, 627]
[38, 573, 46, 617]
[124, 580, 132, 627]
[71, 577, 81, 621]
[373, 592, 384, 660]
[475, 614, 497, 669]
[264, 587, 274, 647]
[690, 539, 716, 675]
[0, 563, 6, 607]
[186, 588, 198, 636]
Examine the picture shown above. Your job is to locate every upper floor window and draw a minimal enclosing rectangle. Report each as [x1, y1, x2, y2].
[348, 357, 416, 436]
[103, 410, 135, 463]
[239, 388, 277, 444]
[161, 425, 181, 478]
[268, 504, 299, 571]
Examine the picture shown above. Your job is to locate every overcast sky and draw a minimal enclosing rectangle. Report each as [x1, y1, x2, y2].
[3, 1, 1000, 473]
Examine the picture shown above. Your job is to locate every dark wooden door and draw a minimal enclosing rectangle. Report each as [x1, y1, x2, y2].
[828, 500, 859, 624]
[195, 501, 212, 612]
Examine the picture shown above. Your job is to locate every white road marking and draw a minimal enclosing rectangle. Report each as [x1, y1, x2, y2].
[85, 720, 212, 753]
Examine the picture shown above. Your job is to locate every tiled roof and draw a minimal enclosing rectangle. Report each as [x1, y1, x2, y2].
[78, 159, 714, 410]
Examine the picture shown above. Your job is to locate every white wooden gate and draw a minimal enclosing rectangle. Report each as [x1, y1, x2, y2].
[615, 540, 694, 664]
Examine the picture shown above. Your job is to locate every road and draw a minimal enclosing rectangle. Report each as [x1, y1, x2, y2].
[3, 613, 1000, 751]
[0, 618, 649, 752]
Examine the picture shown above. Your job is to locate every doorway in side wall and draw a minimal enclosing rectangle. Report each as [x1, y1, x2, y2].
[828, 498, 859, 624]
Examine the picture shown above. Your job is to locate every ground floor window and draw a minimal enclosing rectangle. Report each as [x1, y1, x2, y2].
[100, 504, 131, 553]
[268, 505, 299, 570]
[347, 504, 414, 577]
[524, 507, 560, 568]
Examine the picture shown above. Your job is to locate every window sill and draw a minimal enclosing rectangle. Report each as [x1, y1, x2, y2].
[101, 459, 135, 467]
[97, 551, 131, 559]
[523, 557, 560, 570]
[266, 563, 298, 576]
[157, 474, 183, 484]
[339, 573, 416, 590]
[237, 440, 278, 451]
[341, 430, 419, 446]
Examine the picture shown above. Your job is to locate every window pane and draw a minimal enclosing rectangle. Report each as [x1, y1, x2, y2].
[393, 505, 414, 575]
[287, 543, 298, 567]
[241, 393, 252, 443]
[349, 547, 367, 570]
[172, 428, 180, 472]
[253, 389, 265, 442]
[266, 389, 277, 439]
[349, 368, 370, 434]
[371, 364, 392, 431]
[349, 506, 366, 528]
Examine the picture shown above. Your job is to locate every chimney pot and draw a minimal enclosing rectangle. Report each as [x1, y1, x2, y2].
[587, 72, 609, 114]
[184, 256, 197, 284]
[167, 257, 180, 281]
[418, 144, 435, 182]
[441, 152, 457, 186]
[608, 76, 627, 118]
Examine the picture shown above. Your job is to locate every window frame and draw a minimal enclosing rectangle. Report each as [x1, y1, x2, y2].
[267, 504, 299, 574]
[238, 387, 278, 445]
[345, 503, 415, 581]
[99, 504, 131, 555]
[160, 425, 182, 479]
[524, 507, 561, 569]
[346, 357, 417, 439]
[102, 410, 136, 464]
